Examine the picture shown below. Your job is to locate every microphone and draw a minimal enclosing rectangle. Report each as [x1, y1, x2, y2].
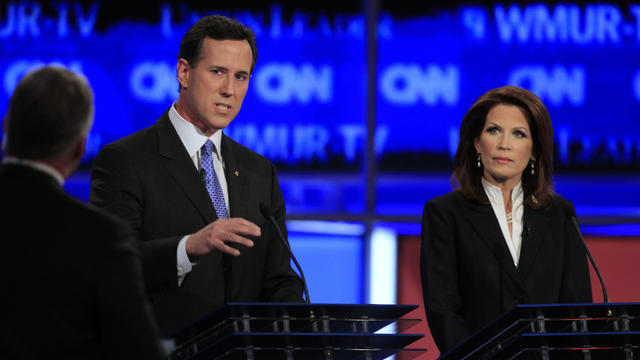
[522, 224, 532, 239]
[566, 208, 608, 303]
[259, 203, 310, 304]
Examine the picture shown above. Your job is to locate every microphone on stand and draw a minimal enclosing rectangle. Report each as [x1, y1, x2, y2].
[259, 203, 311, 304]
[566, 209, 608, 303]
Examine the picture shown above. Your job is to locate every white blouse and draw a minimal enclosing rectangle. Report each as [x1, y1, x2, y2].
[482, 178, 524, 267]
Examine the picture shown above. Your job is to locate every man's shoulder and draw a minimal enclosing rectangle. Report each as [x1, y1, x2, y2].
[95, 113, 168, 164]
[223, 133, 273, 166]
[59, 190, 130, 234]
[3, 184, 132, 250]
[103, 123, 158, 152]
[44, 194, 136, 265]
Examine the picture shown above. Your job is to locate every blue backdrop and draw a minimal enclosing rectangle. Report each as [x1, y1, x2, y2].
[2, 1, 640, 304]
[2, 2, 640, 172]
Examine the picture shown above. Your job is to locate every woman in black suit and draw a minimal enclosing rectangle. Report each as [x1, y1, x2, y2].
[420, 85, 592, 353]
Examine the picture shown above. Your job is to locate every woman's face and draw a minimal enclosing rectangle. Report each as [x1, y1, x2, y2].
[474, 104, 534, 188]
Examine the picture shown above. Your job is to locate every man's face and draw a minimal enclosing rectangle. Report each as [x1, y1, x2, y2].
[176, 38, 253, 136]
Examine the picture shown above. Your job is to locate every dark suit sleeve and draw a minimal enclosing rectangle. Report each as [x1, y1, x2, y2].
[558, 200, 593, 303]
[420, 197, 471, 353]
[95, 218, 164, 360]
[90, 143, 181, 292]
[260, 162, 304, 302]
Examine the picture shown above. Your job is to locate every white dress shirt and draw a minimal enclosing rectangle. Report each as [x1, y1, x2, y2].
[168, 103, 230, 285]
[482, 178, 524, 267]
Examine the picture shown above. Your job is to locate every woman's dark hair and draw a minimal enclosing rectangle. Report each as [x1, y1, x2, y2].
[452, 85, 554, 209]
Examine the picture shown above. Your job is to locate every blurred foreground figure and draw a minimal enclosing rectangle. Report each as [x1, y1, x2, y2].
[0, 66, 163, 359]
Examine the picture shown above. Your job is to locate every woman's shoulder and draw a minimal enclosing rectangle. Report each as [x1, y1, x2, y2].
[540, 193, 576, 217]
[424, 190, 468, 211]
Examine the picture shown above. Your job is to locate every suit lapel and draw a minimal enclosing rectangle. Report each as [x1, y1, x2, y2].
[221, 134, 249, 219]
[516, 206, 550, 279]
[468, 203, 525, 293]
[156, 112, 217, 224]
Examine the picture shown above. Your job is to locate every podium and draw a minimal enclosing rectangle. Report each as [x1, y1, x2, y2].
[440, 302, 640, 360]
[168, 303, 426, 359]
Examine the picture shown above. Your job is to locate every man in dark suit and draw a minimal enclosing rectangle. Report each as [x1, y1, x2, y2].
[0, 66, 163, 359]
[89, 15, 303, 336]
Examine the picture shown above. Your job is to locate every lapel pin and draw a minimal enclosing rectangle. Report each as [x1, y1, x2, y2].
[234, 170, 239, 177]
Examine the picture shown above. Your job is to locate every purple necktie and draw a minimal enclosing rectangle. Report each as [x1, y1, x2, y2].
[201, 140, 228, 219]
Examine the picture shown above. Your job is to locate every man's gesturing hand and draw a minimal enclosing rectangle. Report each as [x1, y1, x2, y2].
[186, 218, 261, 256]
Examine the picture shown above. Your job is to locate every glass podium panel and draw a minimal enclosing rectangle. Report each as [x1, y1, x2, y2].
[440, 303, 640, 360]
[169, 303, 426, 360]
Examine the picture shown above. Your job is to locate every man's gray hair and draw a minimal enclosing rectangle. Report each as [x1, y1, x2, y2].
[3, 66, 94, 160]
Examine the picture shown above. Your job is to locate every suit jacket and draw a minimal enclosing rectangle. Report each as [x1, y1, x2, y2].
[420, 190, 592, 353]
[89, 111, 303, 335]
[0, 163, 162, 359]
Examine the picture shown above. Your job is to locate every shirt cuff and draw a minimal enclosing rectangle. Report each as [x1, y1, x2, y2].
[177, 235, 193, 286]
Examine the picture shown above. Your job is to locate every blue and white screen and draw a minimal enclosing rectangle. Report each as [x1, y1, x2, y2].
[2, 2, 639, 172]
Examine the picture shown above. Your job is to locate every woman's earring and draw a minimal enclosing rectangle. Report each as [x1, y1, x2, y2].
[477, 153, 482, 168]
[530, 158, 536, 175]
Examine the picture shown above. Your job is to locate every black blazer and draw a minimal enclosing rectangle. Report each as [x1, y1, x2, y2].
[89, 111, 303, 335]
[420, 190, 592, 353]
[0, 164, 162, 359]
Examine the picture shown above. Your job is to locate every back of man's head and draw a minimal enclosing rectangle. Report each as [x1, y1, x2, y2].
[3, 66, 94, 161]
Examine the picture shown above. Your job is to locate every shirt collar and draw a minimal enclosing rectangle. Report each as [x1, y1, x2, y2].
[481, 177, 523, 206]
[168, 103, 223, 159]
[481, 177, 525, 266]
[2, 156, 65, 185]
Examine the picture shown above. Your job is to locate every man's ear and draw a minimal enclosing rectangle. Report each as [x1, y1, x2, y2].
[2, 116, 7, 152]
[72, 134, 87, 163]
[176, 58, 191, 90]
[51, 134, 87, 179]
